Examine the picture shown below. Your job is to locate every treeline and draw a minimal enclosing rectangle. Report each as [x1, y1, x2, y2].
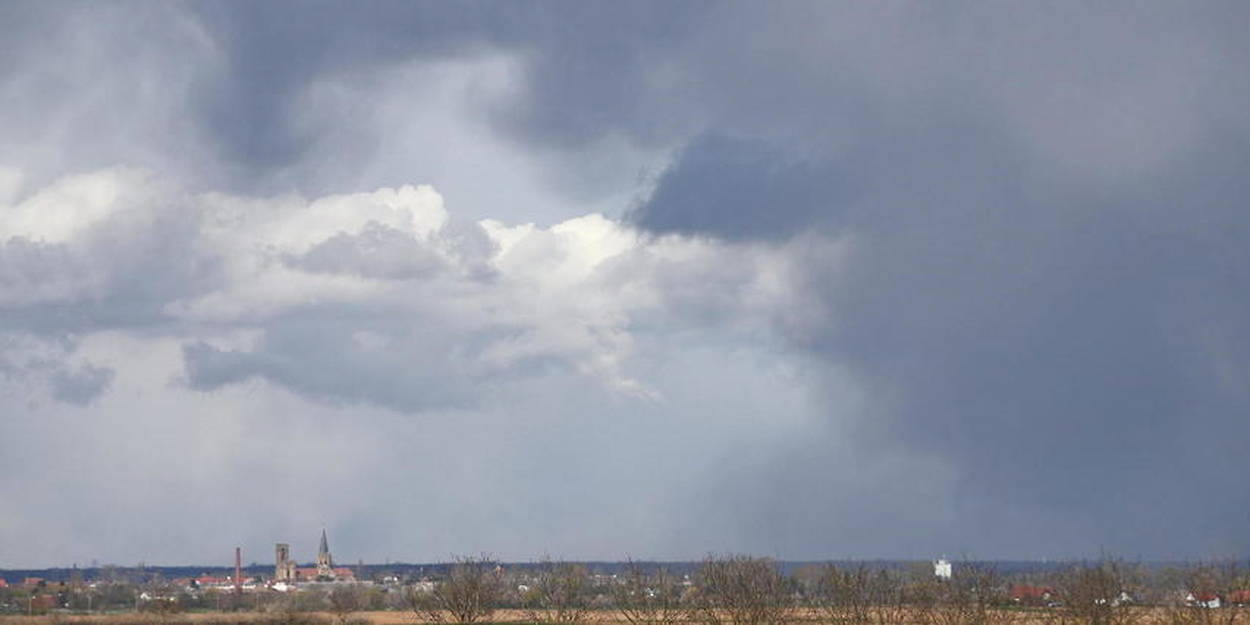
[412, 555, 1250, 625]
[5, 555, 1250, 625]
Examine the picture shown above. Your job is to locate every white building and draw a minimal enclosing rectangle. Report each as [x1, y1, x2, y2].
[1186, 592, 1221, 609]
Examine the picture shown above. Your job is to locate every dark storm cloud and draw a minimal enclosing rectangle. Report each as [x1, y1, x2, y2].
[629, 134, 862, 241]
[183, 0, 707, 186]
[187, 1, 494, 172]
[614, 3, 1250, 556]
[1, 1, 706, 199]
[809, 150, 1250, 556]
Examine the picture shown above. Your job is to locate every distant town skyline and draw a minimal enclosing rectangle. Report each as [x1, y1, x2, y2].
[2, 1, 1249, 568]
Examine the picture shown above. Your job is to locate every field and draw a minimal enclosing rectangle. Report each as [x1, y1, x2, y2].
[2, 602, 1239, 625]
[0, 609, 1166, 625]
[1, 610, 612, 625]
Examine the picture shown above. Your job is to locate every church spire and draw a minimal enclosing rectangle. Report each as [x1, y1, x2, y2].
[316, 528, 334, 577]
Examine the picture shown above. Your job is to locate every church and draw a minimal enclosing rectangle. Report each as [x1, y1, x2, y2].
[274, 529, 356, 582]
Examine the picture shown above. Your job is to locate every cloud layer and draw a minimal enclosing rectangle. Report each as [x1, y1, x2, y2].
[2, 1, 1249, 566]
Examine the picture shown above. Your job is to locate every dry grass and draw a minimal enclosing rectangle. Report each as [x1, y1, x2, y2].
[0, 608, 1194, 625]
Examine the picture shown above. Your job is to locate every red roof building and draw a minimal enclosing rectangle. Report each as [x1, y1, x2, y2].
[1009, 585, 1056, 604]
[295, 566, 356, 581]
[1185, 591, 1223, 609]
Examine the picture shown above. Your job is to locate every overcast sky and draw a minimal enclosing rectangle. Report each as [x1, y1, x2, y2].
[2, 1, 1249, 568]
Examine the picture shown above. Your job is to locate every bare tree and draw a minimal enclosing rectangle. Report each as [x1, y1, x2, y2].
[810, 564, 876, 625]
[688, 555, 791, 625]
[613, 560, 686, 625]
[523, 560, 592, 625]
[917, 564, 1014, 625]
[412, 555, 504, 625]
[328, 585, 363, 625]
[806, 565, 915, 625]
[872, 569, 915, 625]
[1054, 560, 1140, 625]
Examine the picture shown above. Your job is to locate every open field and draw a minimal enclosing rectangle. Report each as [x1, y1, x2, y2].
[0, 608, 1199, 625]
[0, 610, 643, 624]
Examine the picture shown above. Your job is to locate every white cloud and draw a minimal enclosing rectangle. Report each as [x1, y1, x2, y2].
[0, 168, 147, 243]
[0, 168, 819, 411]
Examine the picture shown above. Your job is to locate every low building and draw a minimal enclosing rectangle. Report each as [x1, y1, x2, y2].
[195, 575, 234, 588]
[294, 567, 355, 581]
[1186, 592, 1222, 609]
[1009, 585, 1056, 605]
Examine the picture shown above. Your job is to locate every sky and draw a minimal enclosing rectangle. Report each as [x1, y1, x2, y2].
[1, 1, 1249, 568]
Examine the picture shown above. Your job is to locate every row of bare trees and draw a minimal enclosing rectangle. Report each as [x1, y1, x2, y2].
[408, 556, 1250, 625]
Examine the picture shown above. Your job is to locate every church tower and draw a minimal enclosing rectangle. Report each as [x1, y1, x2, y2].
[316, 529, 334, 579]
[275, 543, 296, 582]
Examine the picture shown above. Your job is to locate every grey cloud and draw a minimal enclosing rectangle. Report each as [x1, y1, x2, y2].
[188, 1, 707, 161]
[49, 363, 115, 405]
[287, 219, 498, 281]
[182, 317, 490, 414]
[0, 3, 215, 191]
[289, 223, 445, 280]
[178, 297, 625, 415]
[180, 341, 253, 390]
[0, 337, 114, 405]
[480, 2, 709, 150]
[629, 134, 861, 241]
[0, 237, 86, 304]
[437, 219, 499, 280]
[0, 185, 222, 336]
[3, 2, 707, 197]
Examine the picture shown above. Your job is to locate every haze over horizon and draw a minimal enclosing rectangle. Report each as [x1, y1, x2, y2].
[2, 1, 1249, 569]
